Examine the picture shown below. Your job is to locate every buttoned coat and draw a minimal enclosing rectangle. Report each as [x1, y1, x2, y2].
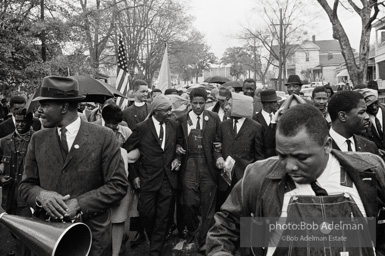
[19, 120, 128, 256]
[207, 150, 385, 255]
[123, 118, 182, 191]
[215, 118, 264, 191]
[178, 110, 220, 183]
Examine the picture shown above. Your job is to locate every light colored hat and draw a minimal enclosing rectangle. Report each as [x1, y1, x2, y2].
[229, 92, 253, 118]
[355, 88, 378, 106]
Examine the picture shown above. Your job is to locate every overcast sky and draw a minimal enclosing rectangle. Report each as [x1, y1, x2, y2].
[180, 0, 379, 59]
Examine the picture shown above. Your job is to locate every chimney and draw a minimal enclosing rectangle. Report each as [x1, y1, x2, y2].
[312, 35, 316, 42]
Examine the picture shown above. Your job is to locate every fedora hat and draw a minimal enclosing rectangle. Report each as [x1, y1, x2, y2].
[260, 89, 281, 103]
[285, 75, 303, 86]
[33, 76, 86, 102]
[217, 86, 231, 100]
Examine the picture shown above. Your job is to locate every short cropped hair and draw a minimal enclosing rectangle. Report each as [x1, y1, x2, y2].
[190, 87, 207, 101]
[328, 91, 363, 122]
[133, 80, 148, 91]
[323, 84, 334, 96]
[14, 108, 33, 122]
[102, 104, 123, 124]
[277, 104, 329, 146]
[10, 96, 26, 108]
[312, 86, 327, 98]
[164, 88, 178, 95]
[243, 78, 256, 86]
[368, 80, 379, 91]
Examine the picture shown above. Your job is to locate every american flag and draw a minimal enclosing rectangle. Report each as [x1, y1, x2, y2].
[115, 36, 129, 108]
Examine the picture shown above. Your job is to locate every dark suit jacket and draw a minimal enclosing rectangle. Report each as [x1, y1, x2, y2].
[215, 118, 264, 191]
[123, 118, 182, 191]
[366, 104, 385, 150]
[331, 134, 379, 155]
[19, 121, 128, 256]
[252, 111, 268, 131]
[122, 103, 150, 130]
[0, 117, 41, 139]
[178, 110, 220, 183]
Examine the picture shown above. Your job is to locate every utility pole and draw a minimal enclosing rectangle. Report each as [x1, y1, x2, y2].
[272, 8, 291, 91]
[41, 0, 46, 62]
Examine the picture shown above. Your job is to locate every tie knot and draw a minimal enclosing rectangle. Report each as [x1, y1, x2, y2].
[61, 127, 67, 134]
[234, 119, 238, 124]
[159, 122, 163, 126]
[197, 115, 200, 120]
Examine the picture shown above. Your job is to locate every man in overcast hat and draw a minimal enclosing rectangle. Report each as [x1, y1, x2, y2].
[285, 74, 303, 96]
[19, 76, 129, 256]
[123, 94, 182, 256]
[207, 85, 231, 122]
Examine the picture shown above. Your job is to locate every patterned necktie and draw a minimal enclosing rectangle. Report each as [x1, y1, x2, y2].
[346, 139, 353, 152]
[233, 119, 238, 136]
[159, 122, 164, 142]
[196, 116, 201, 130]
[310, 180, 328, 196]
[60, 127, 68, 159]
[375, 117, 383, 138]
[269, 113, 273, 123]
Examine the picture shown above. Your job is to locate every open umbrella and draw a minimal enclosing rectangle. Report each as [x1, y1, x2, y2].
[73, 75, 125, 103]
[222, 80, 242, 88]
[204, 76, 230, 84]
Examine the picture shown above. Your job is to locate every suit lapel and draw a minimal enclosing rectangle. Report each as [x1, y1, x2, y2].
[182, 115, 189, 149]
[61, 121, 89, 171]
[148, 118, 163, 149]
[49, 128, 65, 166]
[235, 118, 248, 139]
[256, 113, 268, 129]
[165, 121, 172, 151]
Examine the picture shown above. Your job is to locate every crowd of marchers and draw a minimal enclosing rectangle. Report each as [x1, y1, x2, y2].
[1, 74, 385, 256]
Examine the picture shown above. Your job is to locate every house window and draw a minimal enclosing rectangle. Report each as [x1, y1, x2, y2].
[305, 52, 309, 62]
[328, 53, 333, 60]
[381, 31, 385, 43]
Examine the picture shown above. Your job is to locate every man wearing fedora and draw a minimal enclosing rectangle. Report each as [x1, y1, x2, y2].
[19, 76, 129, 256]
[253, 89, 281, 157]
[285, 74, 303, 96]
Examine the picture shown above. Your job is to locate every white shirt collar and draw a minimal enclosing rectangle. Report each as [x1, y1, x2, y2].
[134, 102, 146, 107]
[329, 127, 355, 152]
[261, 109, 273, 125]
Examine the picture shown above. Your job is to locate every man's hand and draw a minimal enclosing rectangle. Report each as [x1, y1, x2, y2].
[171, 159, 181, 171]
[64, 198, 81, 220]
[216, 157, 225, 169]
[36, 190, 70, 219]
[133, 177, 141, 190]
[176, 145, 186, 155]
[0, 175, 12, 186]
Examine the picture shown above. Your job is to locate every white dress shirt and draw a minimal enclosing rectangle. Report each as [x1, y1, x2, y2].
[152, 116, 166, 150]
[187, 111, 203, 135]
[261, 109, 273, 126]
[134, 102, 146, 107]
[57, 117, 81, 151]
[233, 117, 246, 134]
[329, 127, 356, 152]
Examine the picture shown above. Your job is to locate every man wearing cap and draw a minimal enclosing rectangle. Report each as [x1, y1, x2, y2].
[123, 94, 182, 256]
[215, 92, 264, 210]
[0, 108, 34, 256]
[207, 86, 230, 122]
[328, 91, 378, 154]
[122, 79, 150, 130]
[356, 88, 385, 153]
[19, 76, 129, 256]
